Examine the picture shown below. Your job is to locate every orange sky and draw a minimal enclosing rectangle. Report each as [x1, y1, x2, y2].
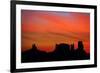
[21, 10, 90, 53]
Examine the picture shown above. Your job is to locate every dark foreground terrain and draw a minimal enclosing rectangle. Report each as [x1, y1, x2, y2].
[22, 41, 90, 63]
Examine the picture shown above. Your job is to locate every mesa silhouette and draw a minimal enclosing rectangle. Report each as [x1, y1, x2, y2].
[21, 41, 90, 63]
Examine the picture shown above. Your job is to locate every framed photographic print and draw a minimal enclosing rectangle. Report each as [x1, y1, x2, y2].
[10, 0, 97, 72]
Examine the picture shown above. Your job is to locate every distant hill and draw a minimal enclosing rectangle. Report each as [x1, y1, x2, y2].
[21, 41, 90, 63]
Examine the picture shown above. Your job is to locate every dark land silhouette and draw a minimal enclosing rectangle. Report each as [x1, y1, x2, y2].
[21, 41, 90, 63]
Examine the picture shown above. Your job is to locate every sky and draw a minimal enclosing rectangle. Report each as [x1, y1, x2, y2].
[21, 10, 90, 53]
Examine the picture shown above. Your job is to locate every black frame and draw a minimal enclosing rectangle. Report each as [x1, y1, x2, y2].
[10, 0, 97, 73]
